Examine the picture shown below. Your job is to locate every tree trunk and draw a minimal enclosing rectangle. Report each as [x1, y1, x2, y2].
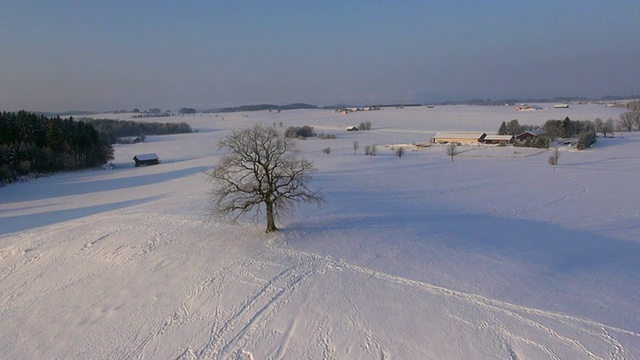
[265, 200, 278, 232]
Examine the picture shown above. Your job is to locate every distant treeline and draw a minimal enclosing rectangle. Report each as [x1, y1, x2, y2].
[498, 117, 595, 139]
[499, 117, 597, 149]
[0, 111, 114, 185]
[436, 95, 640, 106]
[83, 118, 193, 144]
[626, 100, 640, 112]
[206, 103, 319, 113]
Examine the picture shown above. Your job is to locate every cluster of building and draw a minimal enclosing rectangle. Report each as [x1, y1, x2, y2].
[431, 130, 544, 145]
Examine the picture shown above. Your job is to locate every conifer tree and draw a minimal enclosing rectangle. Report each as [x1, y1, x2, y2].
[498, 121, 507, 135]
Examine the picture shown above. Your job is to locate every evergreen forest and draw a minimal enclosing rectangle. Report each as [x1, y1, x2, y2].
[84, 118, 192, 144]
[0, 111, 114, 185]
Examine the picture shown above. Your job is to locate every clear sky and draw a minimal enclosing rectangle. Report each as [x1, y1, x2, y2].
[1, 1, 639, 112]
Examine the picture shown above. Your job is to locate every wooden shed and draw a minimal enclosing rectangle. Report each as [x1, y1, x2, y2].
[133, 153, 160, 167]
[432, 132, 486, 144]
[483, 135, 515, 144]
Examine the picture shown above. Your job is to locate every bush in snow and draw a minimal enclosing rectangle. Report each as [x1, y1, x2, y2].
[446, 143, 458, 161]
[285, 126, 315, 138]
[576, 130, 597, 150]
[548, 147, 560, 165]
[358, 121, 372, 131]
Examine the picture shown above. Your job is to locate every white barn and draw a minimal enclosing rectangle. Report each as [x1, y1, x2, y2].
[483, 135, 515, 144]
[432, 132, 486, 144]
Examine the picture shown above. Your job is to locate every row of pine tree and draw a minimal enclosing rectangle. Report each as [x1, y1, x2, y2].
[0, 111, 114, 185]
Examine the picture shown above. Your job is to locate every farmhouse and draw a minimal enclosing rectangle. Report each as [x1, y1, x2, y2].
[483, 134, 515, 145]
[516, 129, 545, 142]
[432, 132, 486, 144]
[133, 153, 160, 167]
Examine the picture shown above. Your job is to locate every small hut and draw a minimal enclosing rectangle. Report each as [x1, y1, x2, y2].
[133, 153, 160, 167]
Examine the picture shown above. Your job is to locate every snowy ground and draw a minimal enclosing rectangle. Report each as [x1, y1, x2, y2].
[1, 104, 639, 359]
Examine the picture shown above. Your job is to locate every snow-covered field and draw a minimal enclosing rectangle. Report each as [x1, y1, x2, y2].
[1, 104, 639, 359]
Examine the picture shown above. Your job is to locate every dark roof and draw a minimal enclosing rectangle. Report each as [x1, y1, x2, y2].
[517, 129, 545, 137]
[133, 153, 159, 161]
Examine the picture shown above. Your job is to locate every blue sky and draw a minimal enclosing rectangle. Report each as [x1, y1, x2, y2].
[1, 1, 639, 111]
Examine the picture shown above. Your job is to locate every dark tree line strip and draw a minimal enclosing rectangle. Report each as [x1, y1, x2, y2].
[500, 117, 597, 149]
[83, 118, 192, 144]
[0, 111, 114, 185]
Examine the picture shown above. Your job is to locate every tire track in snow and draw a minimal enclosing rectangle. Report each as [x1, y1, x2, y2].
[277, 246, 638, 359]
[341, 259, 631, 359]
[505, 167, 590, 220]
[553, 167, 589, 199]
[124, 258, 248, 360]
[602, 327, 628, 360]
[186, 256, 319, 359]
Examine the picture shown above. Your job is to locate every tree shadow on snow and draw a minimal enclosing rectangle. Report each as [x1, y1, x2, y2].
[1, 166, 209, 202]
[284, 209, 640, 330]
[0, 194, 168, 236]
[288, 210, 640, 276]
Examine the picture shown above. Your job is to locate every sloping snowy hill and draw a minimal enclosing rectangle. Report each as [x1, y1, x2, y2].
[1, 105, 639, 359]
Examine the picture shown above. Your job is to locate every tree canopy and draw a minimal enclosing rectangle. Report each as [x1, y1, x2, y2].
[208, 125, 322, 232]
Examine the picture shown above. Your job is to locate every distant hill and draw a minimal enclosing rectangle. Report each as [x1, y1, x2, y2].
[205, 103, 318, 113]
[15, 94, 640, 116]
[433, 95, 640, 106]
[31, 110, 98, 117]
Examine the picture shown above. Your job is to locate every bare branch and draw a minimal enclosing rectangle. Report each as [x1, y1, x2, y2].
[207, 124, 323, 232]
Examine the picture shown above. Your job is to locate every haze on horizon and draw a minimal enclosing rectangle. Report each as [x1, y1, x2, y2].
[1, 1, 639, 112]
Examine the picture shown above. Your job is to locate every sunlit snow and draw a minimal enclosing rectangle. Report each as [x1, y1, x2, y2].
[1, 104, 639, 359]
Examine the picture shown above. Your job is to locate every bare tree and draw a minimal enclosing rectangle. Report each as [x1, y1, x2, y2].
[632, 112, 640, 131]
[548, 147, 560, 165]
[594, 118, 603, 134]
[353, 141, 359, 155]
[603, 118, 615, 138]
[626, 100, 640, 111]
[364, 145, 376, 156]
[395, 147, 405, 158]
[618, 111, 636, 132]
[207, 125, 323, 232]
[446, 143, 458, 161]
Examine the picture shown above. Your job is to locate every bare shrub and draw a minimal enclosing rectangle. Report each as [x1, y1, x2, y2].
[446, 143, 458, 161]
[548, 147, 560, 165]
[364, 145, 377, 156]
[285, 125, 315, 138]
[317, 132, 336, 139]
[358, 121, 372, 131]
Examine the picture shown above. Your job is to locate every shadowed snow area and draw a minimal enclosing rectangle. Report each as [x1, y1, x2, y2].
[1, 105, 639, 359]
